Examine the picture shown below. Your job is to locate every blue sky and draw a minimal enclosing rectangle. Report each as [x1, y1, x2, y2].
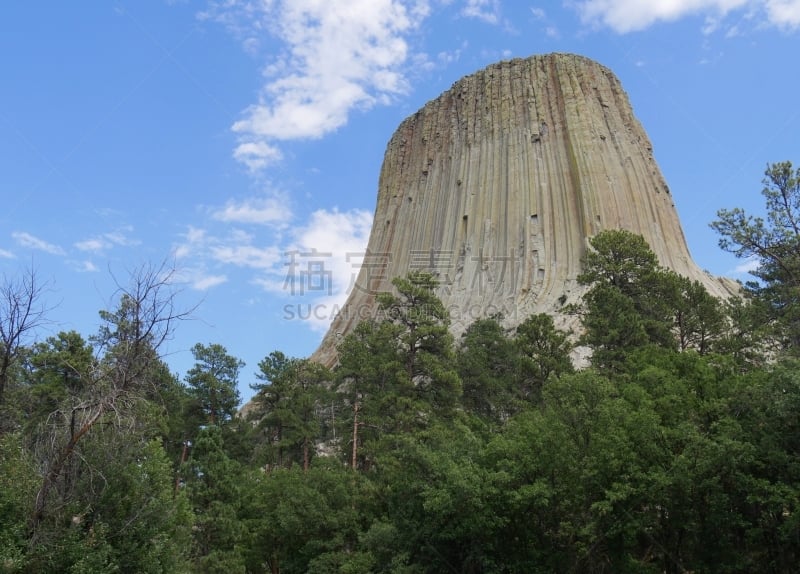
[2, 0, 799, 401]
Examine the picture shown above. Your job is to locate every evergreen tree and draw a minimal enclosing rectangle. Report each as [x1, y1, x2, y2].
[670, 274, 726, 353]
[185, 343, 243, 426]
[376, 271, 462, 421]
[20, 330, 95, 430]
[185, 426, 246, 573]
[251, 353, 331, 471]
[334, 320, 405, 469]
[513, 313, 574, 401]
[712, 160, 800, 353]
[456, 316, 517, 425]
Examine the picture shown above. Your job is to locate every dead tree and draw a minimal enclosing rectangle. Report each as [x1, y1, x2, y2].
[29, 261, 192, 536]
[0, 266, 49, 407]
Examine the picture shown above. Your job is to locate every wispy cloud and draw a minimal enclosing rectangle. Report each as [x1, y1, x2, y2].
[71, 260, 99, 273]
[211, 191, 292, 226]
[266, 208, 373, 332]
[462, 0, 501, 23]
[75, 227, 140, 253]
[12, 231, 66, 256]
[211, 243, 282, 270]
[573, 0, 800, 33]
[232, 141, 283, 172]
[173, 203, 372, 329]
[0, 248, 15, 259]
[191, 273, 228, 290]
[529, 5, 561, 37]
[202, 0, 434, 170]
[766, 0, 800, 28]
[732, 256, 760, 275]
[173, 225, 280, 288]
[74, 238, 107, 253]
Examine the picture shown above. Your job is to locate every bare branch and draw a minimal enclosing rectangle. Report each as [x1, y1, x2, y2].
[29, 259, 195, 537]
[0, 265, 53, 406]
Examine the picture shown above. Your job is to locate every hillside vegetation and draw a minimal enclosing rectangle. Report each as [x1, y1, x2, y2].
[1, 162, 800, 573]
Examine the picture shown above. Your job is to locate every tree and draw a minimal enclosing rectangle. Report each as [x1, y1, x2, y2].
[29, 262, 191, 535]
[334, 320, 405, 469]
[185, 343, 243, 426]
[456, 316, 517, 424]
[376, 271, 461, 419]
[671, 274, 726, 354]
[185, 426, 246, 573]
[577, 230, 668, 368]
[513, 313, 574, 401]
[251, 351, 295, 469]
[576, 230, 727, 369]
[711, 161, 800, 352]
[0, 266, 49, 409]
[251, 352, 331, 471]
[21, 331, 95, 430]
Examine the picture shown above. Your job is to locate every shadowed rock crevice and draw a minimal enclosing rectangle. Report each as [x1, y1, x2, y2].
[313, 53, 737, 366]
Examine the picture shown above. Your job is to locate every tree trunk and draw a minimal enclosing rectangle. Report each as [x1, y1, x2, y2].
[174, 439, 189, 497]
[351, 400, 359, 470]
[30, 405, 104, 533]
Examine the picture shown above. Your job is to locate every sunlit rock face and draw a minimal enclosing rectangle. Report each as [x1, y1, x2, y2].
[313, 53, 736, 366]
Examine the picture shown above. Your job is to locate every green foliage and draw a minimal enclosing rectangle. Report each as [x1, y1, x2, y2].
[712, 161, 800, 353]
[5, 203, 800, 574]
[334, 320, 406, 468]
[185, 426, 246, 573]
[335, 273, 461, 470]
[12, 331, 95, 432]
[376, 271, 461, 419]
[241, 460, 372, 574]
[578, 230, 672, 367]
[671, 274, 726, 353]
[251, 353, 332, 470]
[578, 230, 729, 367]
[0, 432, 38, 573]
[185, 343, 243, 426]
[513, 313, 574, 399]
[456, 317, 518, 424]
[24, 433, 193, 574]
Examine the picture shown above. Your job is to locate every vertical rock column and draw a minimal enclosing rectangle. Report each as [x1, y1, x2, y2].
[312, 53, 735, 366]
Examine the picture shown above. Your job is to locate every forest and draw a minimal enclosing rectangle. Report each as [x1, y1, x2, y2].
[1, 162, 799, 573]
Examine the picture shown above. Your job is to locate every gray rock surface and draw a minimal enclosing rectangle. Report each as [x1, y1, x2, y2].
[312, 53, 737, 366]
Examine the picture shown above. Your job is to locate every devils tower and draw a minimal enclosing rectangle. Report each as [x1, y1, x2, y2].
[313, 53, 736, 365]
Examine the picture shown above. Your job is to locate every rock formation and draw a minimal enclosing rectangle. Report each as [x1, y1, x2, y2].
[313, 53, 736, 366]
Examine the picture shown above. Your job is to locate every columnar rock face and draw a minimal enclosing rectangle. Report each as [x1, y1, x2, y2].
[313, 53, 736, 366]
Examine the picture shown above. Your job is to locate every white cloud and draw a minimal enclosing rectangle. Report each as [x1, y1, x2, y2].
[766, 0, 800, 27]
[12, 231, 66, 256]
[268, 208, 373, 332]
[170, 204, 372, 332]
[210, 242, 282, 270]
[192, 273, 228, 290]
[462, 0, 501, 23]
[173, 226, 207, 259]
[205, 0, 431, 170]
[232, 141, 283, 171]
[0, 248, 15, 259]
[571, 0, 800, 33]
[75, 228, 140, 253]
[733, 256, 760, 274]
[530, 7, 547, 20]
[75, 238, 107, 253]
[174, 225, 281, 274]
[103, 229, 140, 247]
[74, 260, 99, 273]
[212, 192, 292, 226]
